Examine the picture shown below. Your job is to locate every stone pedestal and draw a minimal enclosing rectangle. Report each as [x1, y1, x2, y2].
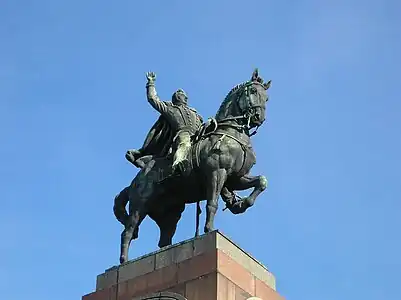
[82, 230, 284, 300]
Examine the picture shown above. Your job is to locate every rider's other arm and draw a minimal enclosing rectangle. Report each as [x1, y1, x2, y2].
[146, 82, 168, 114]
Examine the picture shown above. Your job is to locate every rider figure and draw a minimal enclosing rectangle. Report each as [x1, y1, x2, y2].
[140, 72, 203, 175]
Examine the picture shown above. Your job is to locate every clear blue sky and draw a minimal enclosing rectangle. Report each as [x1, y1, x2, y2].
[1, 1, 400, 299]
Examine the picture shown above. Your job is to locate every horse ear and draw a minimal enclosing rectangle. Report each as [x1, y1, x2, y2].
[263, 80, 271, 90]
[251, 68, 259, 81]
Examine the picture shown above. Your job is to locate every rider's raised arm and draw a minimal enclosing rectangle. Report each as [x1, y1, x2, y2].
[146, 81, 168, 114]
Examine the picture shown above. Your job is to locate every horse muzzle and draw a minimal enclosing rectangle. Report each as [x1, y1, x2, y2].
[250, 107, 265, 127]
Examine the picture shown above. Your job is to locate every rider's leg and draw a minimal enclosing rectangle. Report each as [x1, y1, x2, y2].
[172, 131, 191, 174]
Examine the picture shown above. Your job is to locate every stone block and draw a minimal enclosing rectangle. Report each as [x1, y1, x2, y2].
[155, 247, 175, 270]
[96, 267, 118, 291]
[145, 263, 178, 292]
[82, 288, 109, 300]
[216, 232, 276, 290]
[193, 231, 216, 256]
[118, 254, 155, 283]
[255, 278, 285, 300]
[235, 285, 252, 300]
[217, 273, 236, 300]
[217, 250, 255, 295]
[185, 272, 217, 300]
[163, 283, 186, 297]
[173, 239, 194, 263]
[155, 240, 195, 270]
[125, 274, 148, 298]
[177, 251, 217, 284]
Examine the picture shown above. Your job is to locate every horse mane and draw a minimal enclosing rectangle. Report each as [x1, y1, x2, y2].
[215, 81, 248, 120]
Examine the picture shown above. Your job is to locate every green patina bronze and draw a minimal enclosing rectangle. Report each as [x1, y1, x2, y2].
[113, 69, 272, 264]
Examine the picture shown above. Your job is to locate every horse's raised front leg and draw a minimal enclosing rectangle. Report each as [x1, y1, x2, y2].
[204, 169, 227, 233]
[224, 174, 268, 214]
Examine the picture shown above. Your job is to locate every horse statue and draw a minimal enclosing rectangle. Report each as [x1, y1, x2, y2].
[114, 69, 271, 264]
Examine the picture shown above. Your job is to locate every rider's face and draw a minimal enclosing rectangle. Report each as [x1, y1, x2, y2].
[173, 90, 188, 105]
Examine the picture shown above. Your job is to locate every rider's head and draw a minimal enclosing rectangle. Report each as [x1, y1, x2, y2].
[172, 89, 188, 106]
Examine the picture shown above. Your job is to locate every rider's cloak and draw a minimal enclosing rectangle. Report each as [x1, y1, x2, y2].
[139, 115, 175, 158]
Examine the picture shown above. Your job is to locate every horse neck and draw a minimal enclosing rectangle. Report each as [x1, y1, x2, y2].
[215, 119, 251, 146]
[215, 94, 241, 121]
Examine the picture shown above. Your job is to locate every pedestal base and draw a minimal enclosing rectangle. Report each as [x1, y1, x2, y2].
[82, 231, 284, 300]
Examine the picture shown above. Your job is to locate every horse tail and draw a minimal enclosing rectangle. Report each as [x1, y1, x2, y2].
[113, 186, 130, 226]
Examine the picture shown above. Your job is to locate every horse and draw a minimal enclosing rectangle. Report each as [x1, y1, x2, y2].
[115, 69, 271, 264]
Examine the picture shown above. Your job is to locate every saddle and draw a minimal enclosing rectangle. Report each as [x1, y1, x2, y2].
[154, 121, 216, 183]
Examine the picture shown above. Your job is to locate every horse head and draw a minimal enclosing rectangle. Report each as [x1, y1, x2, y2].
[216, 68, 271, 129]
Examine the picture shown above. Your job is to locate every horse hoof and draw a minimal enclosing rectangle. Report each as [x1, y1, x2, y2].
[227, 199, 249, 214]
[133, 226, 139, 239]
[120, 255, 126, 264]
[204, 225, 214, 233]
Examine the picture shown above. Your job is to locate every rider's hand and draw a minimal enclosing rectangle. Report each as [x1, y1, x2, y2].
[146, 72, 156, 83]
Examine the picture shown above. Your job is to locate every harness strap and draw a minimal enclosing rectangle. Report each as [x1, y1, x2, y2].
[206, 132, 248, 147]
[249, 125, 260, 137]
[190, 137, 202, 170]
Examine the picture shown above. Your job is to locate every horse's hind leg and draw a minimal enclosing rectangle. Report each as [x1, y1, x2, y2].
[115, 187, 141, 242]
[120, 200, 147, 264]
[204, 169, 227, 233]
[153, 203, 185, 248]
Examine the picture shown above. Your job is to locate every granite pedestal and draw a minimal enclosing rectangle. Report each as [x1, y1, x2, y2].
[82, 230, 284, 300]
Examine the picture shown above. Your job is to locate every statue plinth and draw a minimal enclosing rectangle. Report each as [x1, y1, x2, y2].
[82, 231, 284, 300]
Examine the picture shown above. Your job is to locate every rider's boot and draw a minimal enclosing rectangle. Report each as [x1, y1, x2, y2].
[125, 149, 142, 168]
[172, 159, 191, 177]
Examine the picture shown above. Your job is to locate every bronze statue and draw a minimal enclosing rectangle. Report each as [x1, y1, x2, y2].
[114, 69, 272, 264]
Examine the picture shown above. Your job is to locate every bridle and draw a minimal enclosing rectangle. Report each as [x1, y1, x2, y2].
[216, 81, 266, 136]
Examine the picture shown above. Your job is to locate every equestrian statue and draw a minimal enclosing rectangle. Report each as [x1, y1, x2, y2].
[113, 68, 272, 264]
